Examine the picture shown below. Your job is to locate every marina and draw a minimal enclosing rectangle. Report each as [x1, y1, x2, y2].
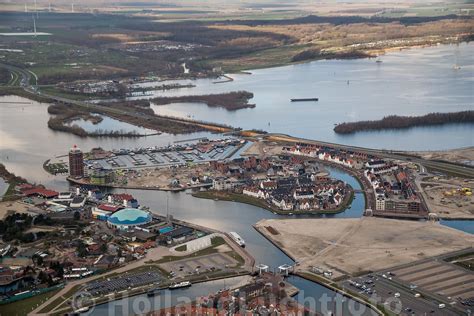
[88, 138, 247, 170]
[0, 42, 472, 316]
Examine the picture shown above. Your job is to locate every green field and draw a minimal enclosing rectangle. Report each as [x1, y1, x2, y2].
[1, 289, 61, 316]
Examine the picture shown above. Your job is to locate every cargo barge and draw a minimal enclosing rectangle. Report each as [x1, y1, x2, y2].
[290, 98, 319, 102]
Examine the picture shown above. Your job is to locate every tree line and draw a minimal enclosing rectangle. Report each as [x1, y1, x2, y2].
[334, 111, 474, 134]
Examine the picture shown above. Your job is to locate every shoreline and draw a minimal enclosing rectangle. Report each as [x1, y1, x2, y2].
[66, 176, 211, 192]
[192, 189, 355, 216]
[28, 212, 255, 315]
[333, 111, 474, 135]
[253, 224, 385, 316]
[221, 39, 472, 74]
[67, 272, 252, 315]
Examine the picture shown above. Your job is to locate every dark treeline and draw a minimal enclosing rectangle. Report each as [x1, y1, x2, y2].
[292, 49, 372, 62]
[99, 100, 236, 132]
[0, 68, 10, 85]
[151, 91, 255, 110]
[222, 14, 469, 27]
[334, 111, 474, 134]
[47, 103, 147, 138]
[0, 213, 56, 243]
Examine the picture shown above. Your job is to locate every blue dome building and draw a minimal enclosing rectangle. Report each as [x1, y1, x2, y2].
[107, 208, 152, 230]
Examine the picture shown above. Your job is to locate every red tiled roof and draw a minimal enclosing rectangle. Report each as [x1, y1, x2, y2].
[112, 193, 134, 201]
[261, 181, 277, 188]
[98, 204, 122, 212]
[22, 187, 59, 198]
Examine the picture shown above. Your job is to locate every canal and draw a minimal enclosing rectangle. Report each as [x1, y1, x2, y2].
[0, 43, 472, 315]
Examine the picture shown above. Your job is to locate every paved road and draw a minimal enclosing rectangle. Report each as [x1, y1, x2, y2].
[342, 248, 474, 316]
[342, 277, 460, 316]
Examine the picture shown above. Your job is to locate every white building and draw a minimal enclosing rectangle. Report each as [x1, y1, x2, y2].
[212, 177, 236, 191]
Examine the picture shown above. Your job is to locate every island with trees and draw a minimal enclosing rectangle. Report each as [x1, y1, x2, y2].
[151, 91, 255, 111]
[334, 111, 474, 134]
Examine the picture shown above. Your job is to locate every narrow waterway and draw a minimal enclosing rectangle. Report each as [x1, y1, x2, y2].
[89, 166, 370, 316]
[0, 43, 473, 314]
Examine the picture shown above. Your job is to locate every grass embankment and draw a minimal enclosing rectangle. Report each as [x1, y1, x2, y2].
[38, 285, 82, 314]
[0, 87, 54, 103]
[149, 236, 232, 264]
[0, 163, 27, 201]
[147, 236, 245, 268]
[40, 86, 99, 101]
[444, 251, 474, 271]
[175, 244, 187, 252]
[1, 288, 61, 316]
[192, 190, 353, 215]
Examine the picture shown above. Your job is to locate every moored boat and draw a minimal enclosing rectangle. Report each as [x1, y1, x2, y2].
[169, 281, 191, 290]
[229, 231, 245, 247]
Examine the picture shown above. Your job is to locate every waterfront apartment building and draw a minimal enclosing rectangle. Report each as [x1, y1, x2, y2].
[376, 197, 421, 213]
[69, 145, 84, 178]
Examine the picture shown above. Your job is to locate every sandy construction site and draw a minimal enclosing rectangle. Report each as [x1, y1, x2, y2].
[255, 217, 474, 278]
[417, 176, 474, 219]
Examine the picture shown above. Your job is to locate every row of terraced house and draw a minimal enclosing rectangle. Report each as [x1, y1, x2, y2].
[242, 176, 349, 212]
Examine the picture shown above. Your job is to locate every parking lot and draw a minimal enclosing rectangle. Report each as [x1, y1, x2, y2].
[389, 259, 473, 306]
[342, 274, 460, 316]
[83, 271, 162, 296]
[159, 253, 238, 279]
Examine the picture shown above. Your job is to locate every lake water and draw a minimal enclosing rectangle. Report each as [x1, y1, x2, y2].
[66, 114, 157, 135]
[0, 95, 221, 187]
[0, 43, 472, 315]
[0, 96, 373, 314]
[131, 43, 473, 150]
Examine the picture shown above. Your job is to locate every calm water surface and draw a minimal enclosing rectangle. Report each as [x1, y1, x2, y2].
[0, 44, 472, 315]
[133, 43, 473, 150]
[66, 114, 157, 135]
